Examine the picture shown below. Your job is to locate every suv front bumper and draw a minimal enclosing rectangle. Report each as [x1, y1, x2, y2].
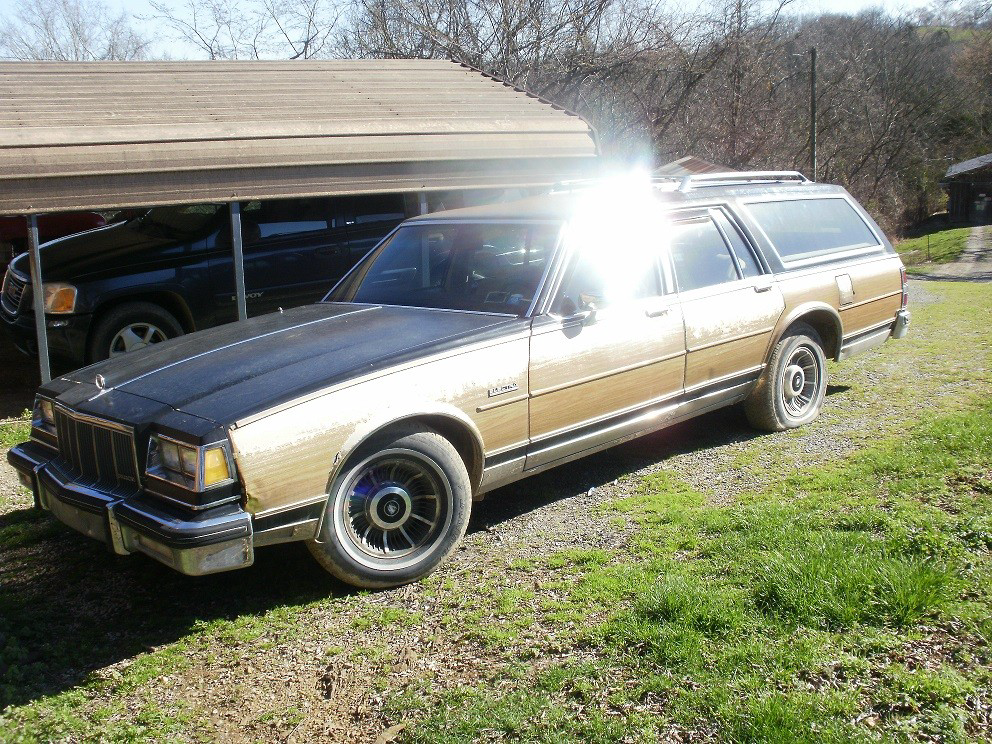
[7, 440, 254, 576]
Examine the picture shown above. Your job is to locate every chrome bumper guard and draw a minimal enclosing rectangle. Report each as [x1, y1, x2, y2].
[7, 442, 254, 576]
[892, 309, 910, 340]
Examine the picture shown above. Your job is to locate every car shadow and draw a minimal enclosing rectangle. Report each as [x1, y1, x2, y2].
[0, 518, 349, 710]
[469, 405, 765, 531]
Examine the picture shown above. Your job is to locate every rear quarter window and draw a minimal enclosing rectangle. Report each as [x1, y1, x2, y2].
[746, 198, 880, 265]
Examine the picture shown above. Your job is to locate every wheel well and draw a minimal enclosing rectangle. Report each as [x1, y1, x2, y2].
[370, 415, 484, 493]
[788, 309, 842, 360]
[90, 292, 195, 335]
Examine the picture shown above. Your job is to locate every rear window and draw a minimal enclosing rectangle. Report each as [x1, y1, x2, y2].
[746, 198, 879, 264]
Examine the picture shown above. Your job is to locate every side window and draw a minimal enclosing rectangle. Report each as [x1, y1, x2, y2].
[340, 194, 407, 225]
[553, 244, 659, 315]
[668, 217, 740, 293]
[746, 197, 880, 264]
[240, 198, 331, 244]
[713, 211, 762, 278]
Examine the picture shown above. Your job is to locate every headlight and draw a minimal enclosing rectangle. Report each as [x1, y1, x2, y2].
[146, 434, 234, 491]
[42, 283, 77, 314]
[31, 396, 57, 440]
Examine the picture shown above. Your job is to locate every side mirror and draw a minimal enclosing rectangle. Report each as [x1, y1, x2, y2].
[561, 299, 597, 327]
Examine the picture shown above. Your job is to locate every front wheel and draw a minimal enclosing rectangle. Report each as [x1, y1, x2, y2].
[307, 424, 472, 589]
[88, 302, 184, 362]
[744, 323, 827, 431]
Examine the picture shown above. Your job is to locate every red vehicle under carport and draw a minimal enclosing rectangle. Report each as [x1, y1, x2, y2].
[0, 212, 107, 271]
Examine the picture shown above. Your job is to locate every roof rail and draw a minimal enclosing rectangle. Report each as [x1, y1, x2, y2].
[678, 171, 811, 192]
[551, 176, 682, 194]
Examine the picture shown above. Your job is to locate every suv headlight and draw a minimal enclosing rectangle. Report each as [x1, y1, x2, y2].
[42, 283, 77, 314]
[146, 434, 234, 491]
[31, 395, 57, 440]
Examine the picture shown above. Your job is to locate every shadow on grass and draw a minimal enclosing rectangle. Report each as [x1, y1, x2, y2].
[471, 405, 763, 531]
[0, 523, 349, 709]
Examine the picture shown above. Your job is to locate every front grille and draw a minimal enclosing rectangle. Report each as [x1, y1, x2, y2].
[1, 268, 26, 315]
[54, 407, 141, 498]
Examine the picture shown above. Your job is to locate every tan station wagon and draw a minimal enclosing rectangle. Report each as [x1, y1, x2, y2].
[10, 172, 910, 588]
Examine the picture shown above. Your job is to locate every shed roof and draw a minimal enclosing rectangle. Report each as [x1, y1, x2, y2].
[0, 59, 598, 215]
[945, 153, 992, 180]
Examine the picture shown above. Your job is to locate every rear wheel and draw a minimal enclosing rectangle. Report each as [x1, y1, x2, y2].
[744, 323, 827, 431]
[88, 302, 183, 362]
[308, 424, 472, 588]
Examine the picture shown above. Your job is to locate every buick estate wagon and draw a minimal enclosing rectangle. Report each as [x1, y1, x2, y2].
[9, 172, 910, 588]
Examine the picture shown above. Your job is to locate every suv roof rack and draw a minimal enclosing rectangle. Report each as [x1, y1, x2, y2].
[678, 171, 811, 192]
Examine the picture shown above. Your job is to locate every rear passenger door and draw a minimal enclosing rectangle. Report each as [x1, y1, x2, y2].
[666, 208, 785, 401]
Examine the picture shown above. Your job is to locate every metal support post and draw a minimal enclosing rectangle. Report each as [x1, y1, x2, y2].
[419, 192, 429, 215]
[229, 202, 247, 321]
[27, 215, 51, 384]
[810, 47, 817, 182]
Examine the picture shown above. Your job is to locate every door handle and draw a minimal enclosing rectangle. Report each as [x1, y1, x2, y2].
[645, 306, 670, 318]
[754, 283, 773, 293]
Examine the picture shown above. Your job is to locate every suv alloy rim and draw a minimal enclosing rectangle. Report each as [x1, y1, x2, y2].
[109, 322, 168, 356]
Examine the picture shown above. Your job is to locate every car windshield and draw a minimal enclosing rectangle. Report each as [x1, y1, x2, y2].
[329, 222, 561, 315]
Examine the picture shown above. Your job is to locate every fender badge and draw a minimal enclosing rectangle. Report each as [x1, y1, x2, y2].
[488, 382, 518, 397]
[95, 374, 106, 390]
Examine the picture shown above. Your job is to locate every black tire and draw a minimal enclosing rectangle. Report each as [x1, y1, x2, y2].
[307, 423, 472, 589]
[87, 302, 184, 362]
[744, 322, 827, 432]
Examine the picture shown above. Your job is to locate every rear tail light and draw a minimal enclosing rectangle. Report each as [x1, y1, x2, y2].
[900, 267, 908, 309]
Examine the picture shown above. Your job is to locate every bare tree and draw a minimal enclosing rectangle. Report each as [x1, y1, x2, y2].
[147, 0, 344, 59]
[0, 0, 150, 60]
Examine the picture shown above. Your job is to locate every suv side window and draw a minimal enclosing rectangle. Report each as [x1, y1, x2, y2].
[240, 198, 332, 244]
[669, 216, 741, 292]
[340, 194, 407, 226]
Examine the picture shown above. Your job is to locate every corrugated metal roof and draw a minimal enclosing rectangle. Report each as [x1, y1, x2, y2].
[945, 153, 992, 180]
[654, 156, 729, 177]
[0, 59, 598, 215]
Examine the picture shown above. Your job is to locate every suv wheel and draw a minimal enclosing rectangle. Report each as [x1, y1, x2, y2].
[308, 424, 472, 589]
[88, 302, 184, 362]
[744, 322, 827, 431]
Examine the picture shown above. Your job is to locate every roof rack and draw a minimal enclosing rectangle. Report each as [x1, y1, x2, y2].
[678, 171, 811, 192]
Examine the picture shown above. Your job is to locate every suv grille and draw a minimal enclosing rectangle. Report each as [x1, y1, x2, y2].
[1, 268, 26, 315]
[53, 407, 141, 498]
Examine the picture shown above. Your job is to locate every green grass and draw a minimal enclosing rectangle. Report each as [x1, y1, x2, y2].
[391, 402, 992, 742]
[0, 410, 30, 448]
[894, 225, 971, 268]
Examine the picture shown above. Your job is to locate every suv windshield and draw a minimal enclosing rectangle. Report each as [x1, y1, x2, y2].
[330, 222, 561, 315]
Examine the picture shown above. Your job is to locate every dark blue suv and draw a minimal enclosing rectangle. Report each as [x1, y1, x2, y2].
[1, 193, 413, 369]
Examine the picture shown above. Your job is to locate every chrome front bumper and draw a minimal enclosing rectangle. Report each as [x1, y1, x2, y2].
[8, 441, 254, 576]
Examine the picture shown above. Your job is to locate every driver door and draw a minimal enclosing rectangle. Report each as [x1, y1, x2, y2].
[526, 235, 686, 469]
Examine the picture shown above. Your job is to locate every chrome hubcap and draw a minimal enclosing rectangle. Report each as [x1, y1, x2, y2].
[341, 453, 446, 561]
[781, 346, 819, 416]
[109, 323, 167, 356]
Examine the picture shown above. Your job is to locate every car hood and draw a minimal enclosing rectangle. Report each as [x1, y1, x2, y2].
[9, 219, 180, 282]
[62, 303, 524, 424]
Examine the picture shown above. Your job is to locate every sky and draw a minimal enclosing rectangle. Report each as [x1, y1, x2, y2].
[0, 0, 938, 60]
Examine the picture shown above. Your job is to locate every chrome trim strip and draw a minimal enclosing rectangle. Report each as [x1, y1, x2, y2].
[476, 393, 529, 412]
[839, 289, 902, 312]
[686, 327, 774, 354]
[530, 349, 686, 398]
[683, 364, 764, 396]
[253, 493, 327, 519]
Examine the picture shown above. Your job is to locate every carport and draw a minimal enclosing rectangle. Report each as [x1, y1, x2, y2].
[0, 59, 599, 382]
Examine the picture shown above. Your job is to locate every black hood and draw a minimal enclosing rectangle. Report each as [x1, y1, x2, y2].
[61, 303, 524, 424]
[10, 218, 196, 283]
